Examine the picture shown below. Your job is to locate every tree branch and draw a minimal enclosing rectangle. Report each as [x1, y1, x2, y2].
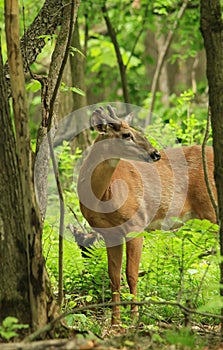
[101, 3, 130, 108]
[5, 0, 63, 82]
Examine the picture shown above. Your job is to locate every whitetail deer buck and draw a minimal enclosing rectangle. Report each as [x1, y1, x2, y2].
[77, 105, 217, 325]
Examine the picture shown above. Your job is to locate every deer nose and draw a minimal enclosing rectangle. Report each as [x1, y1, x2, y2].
[150, 150, 161, 161]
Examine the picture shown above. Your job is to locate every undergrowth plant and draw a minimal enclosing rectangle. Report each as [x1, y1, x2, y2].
[43, 214, 219, 330]
[137, 219, 219, 325]
[0, 317, 29, 341]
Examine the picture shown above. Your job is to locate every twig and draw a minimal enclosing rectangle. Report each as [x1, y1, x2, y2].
[84, 13, 89, 56]
[177, 236, 185, 303]
[47, 131, 65, 307]
[201, 106, 218, 220]
[194, 261, 211, 306]
[68, 205, 88, 234]
[145, 0, 189, 126]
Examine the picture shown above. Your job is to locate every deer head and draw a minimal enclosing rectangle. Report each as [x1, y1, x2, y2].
[91, 105, 161, 163]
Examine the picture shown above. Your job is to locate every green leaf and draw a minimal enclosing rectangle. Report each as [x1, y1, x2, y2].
[69, 86, 86, 96]
[0, 330, 18, 340]
[86, 295, 93, 302]
[69, 46, 85, 57]
[60, 82, 85, 96]
[26, 79, 41, 92]
[2, 316, 18, 328]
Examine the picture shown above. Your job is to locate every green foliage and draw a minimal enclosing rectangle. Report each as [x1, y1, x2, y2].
[0, 317, 29, 340]
[43, 220, 84, 291]
[165, 327, 198, 348]
[79, 0, 204, 104]
[56, 141, 82, 190]
[143, 90, 209, 148]
[138, 219, 219, 324]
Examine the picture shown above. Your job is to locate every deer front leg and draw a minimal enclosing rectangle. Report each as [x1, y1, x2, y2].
[106, 244, 123, 325]
[126, 236, 143, 318]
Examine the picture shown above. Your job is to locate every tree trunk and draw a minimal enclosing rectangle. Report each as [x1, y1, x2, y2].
[0, 0, 58, 331]
[55, 20, 92, 151]
[200, 0, 223, 334]
[0, 26, 55, 330]
[0, 43, 32, 326]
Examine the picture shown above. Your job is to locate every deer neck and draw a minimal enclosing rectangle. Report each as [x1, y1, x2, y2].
[78, 139, 121, 208]
[91, 157, 120, 200]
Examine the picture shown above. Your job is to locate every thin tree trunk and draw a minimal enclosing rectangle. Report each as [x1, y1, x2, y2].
[200, 0, 223, 336]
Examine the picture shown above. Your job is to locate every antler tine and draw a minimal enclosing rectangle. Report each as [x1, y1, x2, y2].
[91, 106, 121, 132]
[93, 106, 105, 115]
[107, 105, 120, 121]
[92, 106, 121, 124]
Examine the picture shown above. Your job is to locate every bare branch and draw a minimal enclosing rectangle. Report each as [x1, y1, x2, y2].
[101, 3, 130, 108]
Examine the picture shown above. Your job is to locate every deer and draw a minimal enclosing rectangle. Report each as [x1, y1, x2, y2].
[77, 105, 217, 325]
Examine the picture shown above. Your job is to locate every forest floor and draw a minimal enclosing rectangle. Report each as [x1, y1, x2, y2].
[1, 323, 223, 350]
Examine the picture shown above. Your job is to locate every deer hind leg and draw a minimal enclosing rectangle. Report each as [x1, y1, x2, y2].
[106, 244, 123, 325]
[126, 236, 143, 319]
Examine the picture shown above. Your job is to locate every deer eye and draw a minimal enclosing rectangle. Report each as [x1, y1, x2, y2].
[122, 132, 132, 139]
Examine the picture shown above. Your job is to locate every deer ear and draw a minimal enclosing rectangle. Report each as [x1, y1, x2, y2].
[124, 112, 134, 126]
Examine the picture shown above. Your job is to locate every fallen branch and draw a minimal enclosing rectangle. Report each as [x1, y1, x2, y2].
[24, 298, 223, 342]
[0, 338, 96, 350]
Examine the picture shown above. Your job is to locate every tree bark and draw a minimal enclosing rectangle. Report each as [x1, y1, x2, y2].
[70, 21, 92, 150]
[0, 40, 32, 326]
[200, 0, 223, 334]
[1, 0, 81, 332]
